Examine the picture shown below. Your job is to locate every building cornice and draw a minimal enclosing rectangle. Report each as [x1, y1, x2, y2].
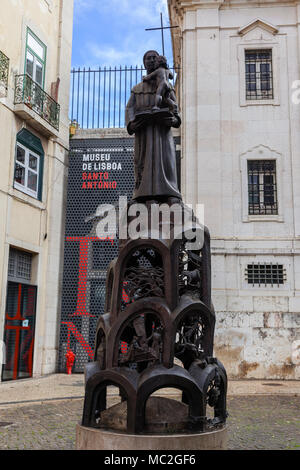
[168, 0, 298, 65]
[238, 17, 279, 35]
[169, 0, 300, 16]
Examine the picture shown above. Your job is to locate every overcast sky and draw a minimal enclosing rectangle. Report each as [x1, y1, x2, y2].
[72, 0, 174, 70]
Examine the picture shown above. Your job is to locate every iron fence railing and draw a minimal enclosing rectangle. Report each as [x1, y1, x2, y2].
[70, 65, 179, 129]
[0, 50, 9, 95]
[14, 74, 60, 131]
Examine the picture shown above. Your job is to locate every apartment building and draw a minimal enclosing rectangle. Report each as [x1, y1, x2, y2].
[0, 0, 73, 381]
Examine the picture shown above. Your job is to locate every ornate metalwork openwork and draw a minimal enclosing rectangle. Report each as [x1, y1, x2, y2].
[14, 74, 60, 130]
[122, 247, 164, 308]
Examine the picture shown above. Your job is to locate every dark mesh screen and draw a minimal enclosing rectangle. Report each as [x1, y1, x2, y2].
[58, 135, 180, 372]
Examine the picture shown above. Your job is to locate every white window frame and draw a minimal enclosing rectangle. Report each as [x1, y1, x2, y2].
[247, 160, 277, 215]
[240, 145, 283, 223]
[25, 28, 47, 88]
[8, 248, 33, 284]
[244, 49, 273, 101]
[238, 41, 280, 107]
[14, 142, 40, 199]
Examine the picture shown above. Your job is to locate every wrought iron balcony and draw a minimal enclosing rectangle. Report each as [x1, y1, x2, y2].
[14, 74, 60, 131]
[0, 50, 9, 95]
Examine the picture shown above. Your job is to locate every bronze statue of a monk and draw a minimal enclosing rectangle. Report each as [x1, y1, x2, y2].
[125, 50, 182, 200]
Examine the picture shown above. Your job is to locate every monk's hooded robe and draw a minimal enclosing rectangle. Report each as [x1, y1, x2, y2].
[125, 79, 181, 200]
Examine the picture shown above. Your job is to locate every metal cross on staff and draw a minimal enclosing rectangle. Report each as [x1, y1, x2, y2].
[145, 12, 179, 57]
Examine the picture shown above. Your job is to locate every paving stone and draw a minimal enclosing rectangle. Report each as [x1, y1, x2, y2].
[0, 395, 299, 450]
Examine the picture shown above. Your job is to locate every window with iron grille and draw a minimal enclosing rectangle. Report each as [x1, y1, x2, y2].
[8, 248, 32, 282]
[248, 160, 278, 215]
[245, 50, 273, 100]
[245, 263, 286, 286]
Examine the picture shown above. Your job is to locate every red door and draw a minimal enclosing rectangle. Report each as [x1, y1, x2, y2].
[2, 282, 37, 381]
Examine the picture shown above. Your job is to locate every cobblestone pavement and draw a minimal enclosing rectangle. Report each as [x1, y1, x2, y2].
[0, 395, 299, 450]
[227, 395, 300, 450]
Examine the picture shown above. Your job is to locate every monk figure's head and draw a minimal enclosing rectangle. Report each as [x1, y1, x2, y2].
[143, 50, 159, 73]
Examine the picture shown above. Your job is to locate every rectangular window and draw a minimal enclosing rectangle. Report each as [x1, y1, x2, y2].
[245, 50, 273, 100]
[14, 142, 40, 198]
[245, 263, 286, 287]
[8, 248, 32, 282]
[25, 29, 46, 88]
[248, 160, 277, 215]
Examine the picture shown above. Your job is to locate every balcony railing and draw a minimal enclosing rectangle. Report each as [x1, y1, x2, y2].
[0, 50, 9, 95]
[14, 74, 60, 131]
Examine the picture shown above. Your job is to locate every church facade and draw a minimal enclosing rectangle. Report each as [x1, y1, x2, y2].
[168, 0, 300, 378]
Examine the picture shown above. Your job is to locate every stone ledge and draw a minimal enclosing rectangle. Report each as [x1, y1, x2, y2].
[14, 103, 59, 138]
[72, 128, 129, 139]
[76, 424, 228, 450]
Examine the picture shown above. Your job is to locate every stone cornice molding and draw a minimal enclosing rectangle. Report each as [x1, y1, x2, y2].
[169, 0, 300, 13]
[180, 0, 225, 6]
[168, 0, 225, 14]
[168, 0, 183, 67]
[238, 18, 279, 35]
[240, 144, 282, 160]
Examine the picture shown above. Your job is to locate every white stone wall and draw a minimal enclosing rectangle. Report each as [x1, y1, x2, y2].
[169, 0, 300, 378]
